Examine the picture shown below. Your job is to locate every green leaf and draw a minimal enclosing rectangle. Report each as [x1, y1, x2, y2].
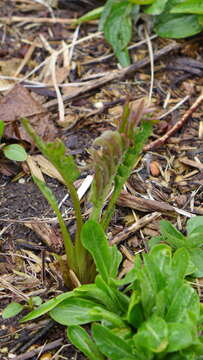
[73, 283, 112, 307]
[0, 120, 5, 139]
[198, 15, 203, 25]
[133, 316, 168, 353]
[89, 307, 127, 327]
[103, 1, 132, 66]
[154, 14, 202, 38]
[186, 216, 203, 235]
[2, 302, 23, 319]
[99, 0, 118, 31]
[92, 323, 135, 360]
[172, 247, 189, 279]
[49, 297, 101, 325]
[159, 220, 186, 248]
[188, 248, 203, 277]
[171, 0, 203, 15]
[95, 275, 129, 315]
[75, 6, 104, 24]
[167, 322, 194, 352]
[3, 144, 27, 161]
[165, 284, 200, 323]
[145, 0, 169, 15]
[20, 291, 75, 322]
[21, 118, 79, 184]
[67, 326, 105, 360]
[33, 176, 74, 265]
[81, 220, 119, 282]
[127, 291, 144, 328]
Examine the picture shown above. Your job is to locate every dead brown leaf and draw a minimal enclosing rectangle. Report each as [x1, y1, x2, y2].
[0, 84, 57, 143]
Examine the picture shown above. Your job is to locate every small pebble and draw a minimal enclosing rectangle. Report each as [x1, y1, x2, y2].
[150, 161, 160, 177]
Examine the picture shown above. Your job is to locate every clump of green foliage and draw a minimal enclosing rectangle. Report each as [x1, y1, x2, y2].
[76, 0, 203, 66]
[19, 99, 152, 289]
[15, 216, 203, 360]
[0, 120, 27, 161]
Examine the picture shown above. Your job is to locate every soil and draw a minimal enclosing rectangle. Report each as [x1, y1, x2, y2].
[1, 1, 203, 359]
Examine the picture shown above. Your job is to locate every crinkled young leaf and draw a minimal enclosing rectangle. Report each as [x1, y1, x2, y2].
[67, 326, 105, 360]
[133, 315, 168, 353]
[171, 0, 203, 15]
[21, 118, 79, 183]
[2, 302, 23, 319]
[92, 323, 135, 360]
[3, 144, 27, 161]
[49, 297, 102, 325]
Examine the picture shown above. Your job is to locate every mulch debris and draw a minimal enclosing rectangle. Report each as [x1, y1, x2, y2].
[0, 0, 203, 359]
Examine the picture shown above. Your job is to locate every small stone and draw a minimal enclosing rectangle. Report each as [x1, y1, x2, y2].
[150, 161, 160, 177]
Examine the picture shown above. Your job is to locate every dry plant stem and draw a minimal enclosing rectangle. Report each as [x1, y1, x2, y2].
[0, 16, 98, 24]
[45, 42, 181, 109]
[109, 212, 161, 245]
[144, 91, 203, 151]
[12, 338, 63, 360]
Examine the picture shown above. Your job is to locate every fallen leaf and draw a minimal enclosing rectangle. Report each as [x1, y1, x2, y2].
[0, 84, 57, 143]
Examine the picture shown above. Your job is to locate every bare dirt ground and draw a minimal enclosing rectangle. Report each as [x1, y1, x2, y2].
[1, 1, 203, 359]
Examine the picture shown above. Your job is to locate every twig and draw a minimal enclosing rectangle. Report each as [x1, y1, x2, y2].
[45, 42, 181, 109]
[110, 212, 161, 245]
[144, 91, 203, 151]
[11, 338, 64, 360]
[0, 16, 98, 24]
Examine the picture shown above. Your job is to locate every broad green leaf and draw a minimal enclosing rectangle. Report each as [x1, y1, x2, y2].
[171, 0, 203, 15]
[3, 144, 27, 161]
[165, 284, 200, 323]
[103, 1, 132, 67]
[74, 283, 116, 310]
[109, 245, 122, 278]
[133, 316, 168, 353]
[96, 275, 129, 315]
[186, 216, 203, 235]
[92, 323, 135, 359]
[145, 0, 169, 15]
[127, 292, 144, 328]
[198, 15, 203, 25]
[150, 244, 172, 275]
[159, 220, 186, 248]
[89, 307, 127, 327]
[49, 297, 101, 325]
[99, 0, 118, 31]
[187, 232, 203, 248]
[67, 326, 105, 360]
[2, 302, 23, 319]
[188, 248, 203, 277]
[20, 291, 75, 322]
[0, 120, 5, 139]
[154, 14, 202, 38]
[172, 248, 189, 279]
[167, 322, 194, 352]
[75, 6, 104, 24]
[81, 220, 112, 283]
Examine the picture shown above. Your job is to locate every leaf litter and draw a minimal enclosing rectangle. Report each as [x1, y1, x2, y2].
[0, 0, 203, 359]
